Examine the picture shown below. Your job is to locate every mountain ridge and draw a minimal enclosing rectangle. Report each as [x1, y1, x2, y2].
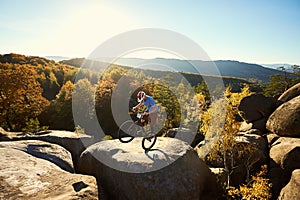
[109, 57, 285, 83]
[0, 53, 286, 83]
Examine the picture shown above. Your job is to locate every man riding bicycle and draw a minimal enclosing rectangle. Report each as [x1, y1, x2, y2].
[132, 91, 158, 133]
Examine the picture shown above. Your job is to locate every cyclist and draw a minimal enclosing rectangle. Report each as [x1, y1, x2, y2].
[132, 91, 158, 134]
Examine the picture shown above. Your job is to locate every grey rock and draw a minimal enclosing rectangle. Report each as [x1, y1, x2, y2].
[78, 137, 218, 200]
[0, 140, 74, 172]
[0, 142, 98, 199]
[269, 137, 300, 199]
[238, 94, 277, 123]
[267, 95, 300, 137]
[278, 169, 300, 200]
[278, 82, 300, 103]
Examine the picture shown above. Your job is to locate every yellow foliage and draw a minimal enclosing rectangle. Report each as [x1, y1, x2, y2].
[227, 165, 272, 200]
[56, 80, 74, 101]
[193, 93, 206, 105]
[0, 64, 49, 130]
[197, 85, 254, 183]
[198, 85, 253, 154]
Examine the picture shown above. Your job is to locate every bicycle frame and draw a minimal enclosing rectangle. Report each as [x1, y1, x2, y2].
[118, 110, 157, 151]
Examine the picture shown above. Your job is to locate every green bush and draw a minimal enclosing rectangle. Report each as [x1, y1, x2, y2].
[22, 118, 48, 134]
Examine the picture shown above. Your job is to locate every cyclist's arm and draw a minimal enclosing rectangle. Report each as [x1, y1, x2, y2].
[133, 102, 143, 111]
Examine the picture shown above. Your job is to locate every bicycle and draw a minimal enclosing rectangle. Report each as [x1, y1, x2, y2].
[118, 109, 157, 151]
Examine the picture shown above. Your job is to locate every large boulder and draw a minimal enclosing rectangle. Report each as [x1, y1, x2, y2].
[30, 130, 97, 172]
[78, 137, 218, 200]
[266, 95, 300, 137]
[0, 142, 98, 199]
[165, 128, 203, 147]
[0, 140, 74, 172]
[278, 169, 300, 200]
[238, 94, 277, 123]
[269, 137, 300, 171]
[269, 137, 300, 198]
[278, 82, 300, 103]
[0, 129, 98, 172]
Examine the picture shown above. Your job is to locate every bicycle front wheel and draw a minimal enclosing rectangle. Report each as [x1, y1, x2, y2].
[142, 136, 157, 151]
[118, 120, 135, 143]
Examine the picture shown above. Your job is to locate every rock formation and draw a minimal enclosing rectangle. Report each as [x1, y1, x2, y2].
[278, 82, 300, 103]
[237, 84, 300, 199]
[266, 95, 300, 137]
[0, 140, 98, 199]
[78, 137, 219, 200]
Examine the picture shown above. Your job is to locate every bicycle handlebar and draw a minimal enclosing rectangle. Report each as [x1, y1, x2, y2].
[129, 108, 147, 116]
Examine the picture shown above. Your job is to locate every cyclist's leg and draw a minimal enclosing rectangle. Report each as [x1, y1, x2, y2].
[141, 115, 149, 126]
[149, 112, 158, 134]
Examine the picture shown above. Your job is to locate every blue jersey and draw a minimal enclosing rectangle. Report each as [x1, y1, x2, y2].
[142, 95, 158, 113]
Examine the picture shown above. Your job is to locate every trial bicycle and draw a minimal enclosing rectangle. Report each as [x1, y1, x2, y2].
[118, 110, 157, 151]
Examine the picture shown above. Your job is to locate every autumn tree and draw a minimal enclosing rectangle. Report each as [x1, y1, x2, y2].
[95, 79, 117, 136]
[39, 80, 74, 130]
[197, 86, 253, 187]
[0, 64, 49, 131]
[72, 78, 96, 134]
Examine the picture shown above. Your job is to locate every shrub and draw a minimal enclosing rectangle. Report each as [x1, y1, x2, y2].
[74, 125, 85, 135]
[227, 165, 272, 199]
[22, 118, 48, 134]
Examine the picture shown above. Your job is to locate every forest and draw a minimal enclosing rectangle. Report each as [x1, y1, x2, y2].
[2, 53, 300, 199]
[0, 53, 299, 137]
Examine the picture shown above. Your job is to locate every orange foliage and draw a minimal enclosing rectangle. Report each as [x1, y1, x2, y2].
[0, 64, 49, 130]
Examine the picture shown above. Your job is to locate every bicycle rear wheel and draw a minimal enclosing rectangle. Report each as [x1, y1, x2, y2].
[142, 136, 157, 151]
[118, 120, 135, 143]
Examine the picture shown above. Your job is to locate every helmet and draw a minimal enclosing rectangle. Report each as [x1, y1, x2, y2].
[137, 91, 146, 102]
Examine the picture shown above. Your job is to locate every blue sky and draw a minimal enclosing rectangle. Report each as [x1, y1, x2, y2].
[0, 0, 299, 64]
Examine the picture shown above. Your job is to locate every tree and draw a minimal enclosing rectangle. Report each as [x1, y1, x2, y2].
[95, 79, 117, 135]
[264, 74, 290, 97]
[197, 86, 253, 187]
[194, 81, 210, 101]
[0, 64, 49, 131]
[264, 65, 300, 97]
[277, 66, 291, 91]
[40, 80, 75, 130]
[72, 78, 96, 134]
[290, 65, 300, 84]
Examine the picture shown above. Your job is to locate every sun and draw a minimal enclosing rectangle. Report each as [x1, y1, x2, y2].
[50, 3, 140, 57]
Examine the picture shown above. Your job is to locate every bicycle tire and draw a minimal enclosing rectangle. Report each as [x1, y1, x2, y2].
[142, 136, 157, 151]
[118, 120, 135, 143]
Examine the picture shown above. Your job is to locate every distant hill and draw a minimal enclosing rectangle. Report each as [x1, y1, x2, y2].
[59, 58, 111, 71]
[0, 53, 55, 65]
[60, 57, 253, 92]
[111, 58, 285, 83]
[261, 63, 295, 72]
[45, 56, 70, 62]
